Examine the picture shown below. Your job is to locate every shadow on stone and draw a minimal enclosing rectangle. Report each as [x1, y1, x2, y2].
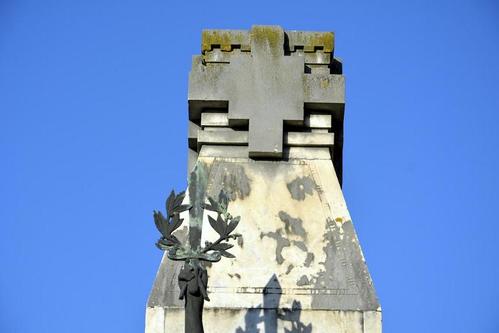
[235, 275, 312, 333]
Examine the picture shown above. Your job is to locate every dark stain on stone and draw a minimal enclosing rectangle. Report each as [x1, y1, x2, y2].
[260, 230, 290, 264]
[359, 311, 365, 328]
[339, 220, 380, 309]
[278, 211, 307, 240]
[304, 252, 314, 267]
[297, 275, 310, 286]
[306, 218, 380, 310]
[219, 164, 251, 201]
[237, 235, 244, 248]
[292, 240, 307, 252]
[309, 218, 341, 292]
[286, 264, 294, 274]
[261, 213, 315, 269]
[287, 176, 316, 201]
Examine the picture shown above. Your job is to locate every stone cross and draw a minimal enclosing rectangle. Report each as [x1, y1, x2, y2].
[189, 26, 305, 158]
[227, 26, 304, 157]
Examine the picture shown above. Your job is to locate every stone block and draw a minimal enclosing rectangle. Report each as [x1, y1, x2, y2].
[198, 145, 333, 160]
[304, 52, 331, 65]
[197, 130, 248, 146]
[306, 114, 332, 128]
[287, 30, 335, 53]
[203, 49, 242, 64]
[202, 127, 237, 132]
[201, 112, 229, 127]
[201, 29, 251, 53]
[304, 74, 345, 105]
[286, 132, 334, 146]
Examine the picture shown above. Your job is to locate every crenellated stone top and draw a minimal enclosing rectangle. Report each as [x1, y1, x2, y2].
[201, 27, 334, 54]
[188, 26, 345, 181]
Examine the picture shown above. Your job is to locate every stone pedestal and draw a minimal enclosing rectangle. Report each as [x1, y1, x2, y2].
[146, 26, 381, 333]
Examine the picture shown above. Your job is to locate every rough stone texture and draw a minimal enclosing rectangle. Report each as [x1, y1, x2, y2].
[201, 113, 230, 127]
[146, 308, 380, 333]
[199, 146, 333, 160]
[196, 130, 334, 148]
[201, 112, 332, 130]
[306, 114, 332, 129]
[188, 25, 344, 171]
[147, 157, 381, 332]
[286, 132, 334, 147]
[146, 26, 380, 332]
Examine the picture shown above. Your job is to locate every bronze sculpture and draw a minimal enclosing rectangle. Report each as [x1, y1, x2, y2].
[153, 163, 241, 333]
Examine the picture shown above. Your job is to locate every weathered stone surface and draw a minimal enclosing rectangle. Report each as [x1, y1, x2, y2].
[201, 29, 251, 53]
[191, 27, 305, 158]
[303, 74, 345, 105]
[147, 25, 380, 333]
[201, 113, 230, 127]
[201, 29, 334, 55]
[306, 114, 332, 128]
[286, 30, 334, 53]
[149, 308, 381, 333]
[286, 132, 334, 146]
[189, 25, 344, 161]
[147, 156, 380, 331]
[197, 130, 248, 146]
[196, 130, 334, 148]
[227, 26, 304, 157]
[201, 112, 333, 130]
[198, 145, 333, 160]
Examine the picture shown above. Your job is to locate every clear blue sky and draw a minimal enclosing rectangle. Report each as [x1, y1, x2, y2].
[1, 1, 498, 332]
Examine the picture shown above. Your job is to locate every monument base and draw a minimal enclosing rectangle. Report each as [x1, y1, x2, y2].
[146, 306, 381, 333]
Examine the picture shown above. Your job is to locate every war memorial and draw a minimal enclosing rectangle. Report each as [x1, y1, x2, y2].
[145, 25, 381, 333]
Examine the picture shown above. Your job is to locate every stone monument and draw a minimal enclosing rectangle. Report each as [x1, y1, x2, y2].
[146, 25, 381, 333]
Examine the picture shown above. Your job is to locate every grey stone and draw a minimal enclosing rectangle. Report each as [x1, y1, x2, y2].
[226, 26, 304, 157]
[303, 73, 345, 105]
[189, 25, 345, 160]
[198, 145, 333, 160]
[202, 127, 236, 132]
[200, 113, 229, 127]
[196, 130, 248, 147]
[286, 132, 334, 147]
[187, 25, 346, 182]
[188, 148, 198, 174]
[287, 176, 317, 201]
[196, 130, 334, 148]
[147, 25, 380, 333]
[149, 158, 380, 312]
[188, 121, 199, 150]
[306, 114, 332, 128]
[286, 30, 334, 53]
[201, 112, 332, 130]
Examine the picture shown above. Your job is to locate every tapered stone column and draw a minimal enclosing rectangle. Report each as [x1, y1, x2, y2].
[146, 26, 381, 333]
